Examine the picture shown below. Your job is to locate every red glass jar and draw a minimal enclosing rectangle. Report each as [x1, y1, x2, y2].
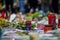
[26, 21, 31, 26]
[44, 25, 52, 33]
[26, 21, 31, 30]
[58, 18, 60, 28]
[48, 14, 56, 29]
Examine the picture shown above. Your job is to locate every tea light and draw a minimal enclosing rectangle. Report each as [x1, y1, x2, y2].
[30, 32, 39, 40]
[11, 37, 15, 40]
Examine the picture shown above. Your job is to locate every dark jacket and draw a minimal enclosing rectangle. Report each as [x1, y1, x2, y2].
[0, 28, 2, 36]
[5, 0, 13, 4]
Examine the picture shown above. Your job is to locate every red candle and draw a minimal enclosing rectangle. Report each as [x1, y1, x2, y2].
[26, 21, 31, 30]
[44, 25, 53, 33]
[26, 21, 31, 27]
[48, 14, 56, 29]
[44, 27, 52, 33]
[1, 11, 5, 18]
[58, 18, 60, 28]
[0, 11, 5, 18]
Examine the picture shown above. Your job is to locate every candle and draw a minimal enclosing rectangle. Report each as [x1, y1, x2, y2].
[26, 21, 31, 31]
[30, 32, 39, 40]
[26, 21, 31, 26]
[58, 18, 60, 28]
[48, 14, 56, 29]
[44, 25, 52, 33]
[11, 37, 15, 40]
[1, 11, 5, 18]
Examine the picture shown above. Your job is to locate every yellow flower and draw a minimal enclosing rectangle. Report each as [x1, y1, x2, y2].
[0, 18, 4, 25]
[0, 4, 2, 10]
[29, 13, 34, 17]
[6, 22, 10, 26]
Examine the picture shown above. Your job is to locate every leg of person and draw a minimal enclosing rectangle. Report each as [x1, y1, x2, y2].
[5, 0, 9, 12]
[52, 0, 58, 13]
[25, 4, 30, 13]
[9, 0, 13, 13]
[33, 3, 38, 12]
[19, 0, 25, 14]
[38, 4, 41, 10]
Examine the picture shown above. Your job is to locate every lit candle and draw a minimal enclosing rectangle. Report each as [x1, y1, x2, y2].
[11, 37, 15, 40]
[48, 14, 56, 29]
[26, 21, 31, 31]
[58, 18, 60, 28]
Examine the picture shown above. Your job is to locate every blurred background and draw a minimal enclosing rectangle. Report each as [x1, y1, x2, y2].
[0, 0, 60, 14]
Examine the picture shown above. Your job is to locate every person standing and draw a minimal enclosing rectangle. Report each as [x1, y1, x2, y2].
[5, 0, 14, 13]
[38, 0, 42, 10]
[24, 0, 30, 13]
[19, 0, 25, 14]
[52, 0, 58, 13]
[28, 0, 38, 13]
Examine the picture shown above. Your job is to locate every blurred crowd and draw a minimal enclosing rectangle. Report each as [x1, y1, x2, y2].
[0, 0, 59, 14]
